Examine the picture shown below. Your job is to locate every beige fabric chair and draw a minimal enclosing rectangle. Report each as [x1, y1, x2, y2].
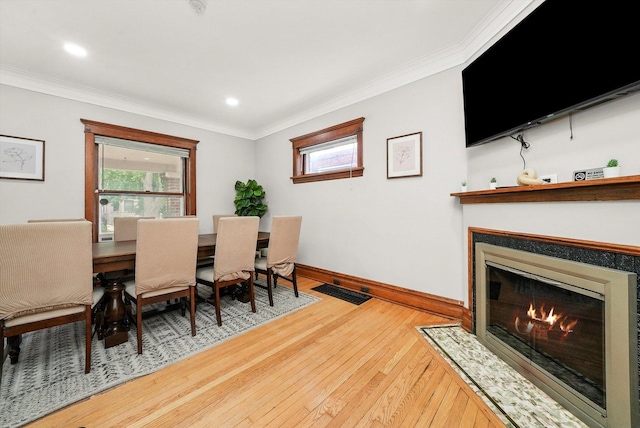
[123, 218, 199, 354]
[26, 218, 107, 335]
[213, 214, 237, 233]
[28, 218, 86, 222]
[0, 221, 98, 378]
[196, 216, 259, 326]
[113, 216, 154, 241]
[255, 216, 302, 306]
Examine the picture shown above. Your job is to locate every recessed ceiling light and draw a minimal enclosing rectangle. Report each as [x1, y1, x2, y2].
[226, 97, 239, 106]
[64, 43, 87, 57]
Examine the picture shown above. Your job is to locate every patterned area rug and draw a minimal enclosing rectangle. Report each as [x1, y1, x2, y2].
[418, 325, 587, 428]
[0, 281, 320, 428]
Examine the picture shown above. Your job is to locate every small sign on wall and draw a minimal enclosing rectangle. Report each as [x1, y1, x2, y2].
[573, 167, 604, 181]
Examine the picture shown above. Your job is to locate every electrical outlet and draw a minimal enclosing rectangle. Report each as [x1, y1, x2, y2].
[539, 173, 558, 184]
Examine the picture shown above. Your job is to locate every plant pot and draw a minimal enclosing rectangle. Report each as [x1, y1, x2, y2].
[602, 166, 621, 178]
[460, 185, 467, 192]
[489, 182, 497, 190]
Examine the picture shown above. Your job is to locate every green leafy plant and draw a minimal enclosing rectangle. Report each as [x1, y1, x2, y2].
[490, 177, 497, 183]
[606, 159, 618, 168]
[234, 179, 268, 217]
[461, 180, 467, 186]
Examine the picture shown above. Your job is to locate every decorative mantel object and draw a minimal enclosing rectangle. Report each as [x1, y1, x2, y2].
[489, 177, 497, 189]
[461, 180, 467, 192]
[0, 134, 45, 181]
[602, 159, 621, 178]
[516, 168, 543, 186]
[386, 132, 422, 179]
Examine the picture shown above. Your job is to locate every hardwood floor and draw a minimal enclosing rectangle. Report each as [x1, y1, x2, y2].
[28, 276, 505, 428]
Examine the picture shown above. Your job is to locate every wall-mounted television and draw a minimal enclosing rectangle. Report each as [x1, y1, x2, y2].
[462, 0, 640, 148]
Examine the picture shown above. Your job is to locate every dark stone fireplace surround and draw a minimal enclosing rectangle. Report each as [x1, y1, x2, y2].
[470, 230, 640, 410]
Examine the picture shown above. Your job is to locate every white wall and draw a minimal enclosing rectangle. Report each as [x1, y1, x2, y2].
[461, 92, 640, 305]
[255, 68, 468, 302]
[255, 70, 640, 306]
[0, 84, 255, 234]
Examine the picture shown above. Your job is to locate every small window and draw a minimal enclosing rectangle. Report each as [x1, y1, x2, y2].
[290, 117, 364, 184]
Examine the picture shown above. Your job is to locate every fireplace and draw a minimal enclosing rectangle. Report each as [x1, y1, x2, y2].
[475, 242, 638, 428]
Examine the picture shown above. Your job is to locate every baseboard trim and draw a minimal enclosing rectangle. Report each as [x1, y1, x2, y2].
[297, 264, 464, 320]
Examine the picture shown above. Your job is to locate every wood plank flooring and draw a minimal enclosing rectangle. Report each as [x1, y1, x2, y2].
[28, 277, 505, 428]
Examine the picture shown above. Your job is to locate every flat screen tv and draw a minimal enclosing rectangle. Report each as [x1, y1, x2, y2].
[462, 0, 640, 148]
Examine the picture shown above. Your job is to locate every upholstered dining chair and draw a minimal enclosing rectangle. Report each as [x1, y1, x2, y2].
[26, 218, 107, 337]
[122, 217, 199, 354]
[113, 216, 154, 241]
[212, 214, 237, 233]
[196, 216, 259, 326]
[0, 221, 99, 379]
[27, 218, 86, 222]
[254, 216, 302, 306]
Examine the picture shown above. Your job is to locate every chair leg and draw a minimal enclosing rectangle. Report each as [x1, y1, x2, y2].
[292, 265, 299, 297]
[214, 283, 222, 326]
[249, 276, 256, 313]
[266, 270, 274, 306]
[190, 286, 196, 336]
[85, 306, 92, 374]
[136, 296, 143, 354]
[0, 323, 4, 383]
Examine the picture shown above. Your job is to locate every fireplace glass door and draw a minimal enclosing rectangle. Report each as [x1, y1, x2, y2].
[486, 262, 605, 410]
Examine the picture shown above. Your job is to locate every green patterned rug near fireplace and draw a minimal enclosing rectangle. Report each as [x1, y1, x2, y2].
[0, 281, 320, 428]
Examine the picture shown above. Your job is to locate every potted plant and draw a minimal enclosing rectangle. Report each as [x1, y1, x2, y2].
[461, 180, 467, 192]
[232, 179, 268, 302]
[234, 179, 268, 217]
[489, 177, 497, 190]
[602, 159, 621, 178]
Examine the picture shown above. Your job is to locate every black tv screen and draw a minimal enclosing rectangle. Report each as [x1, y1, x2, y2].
[462, 0, 640, 148]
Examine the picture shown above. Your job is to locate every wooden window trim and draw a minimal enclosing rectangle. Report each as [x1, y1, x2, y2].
[290, 117, 364, 184]
[82, 119, 198, 242]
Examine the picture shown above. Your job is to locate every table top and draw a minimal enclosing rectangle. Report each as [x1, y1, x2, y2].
[92, 232, 270, 273]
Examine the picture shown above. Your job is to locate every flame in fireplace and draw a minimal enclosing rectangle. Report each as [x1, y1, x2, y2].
[527, 303, 561, 326]
[515, 302, 578, 340]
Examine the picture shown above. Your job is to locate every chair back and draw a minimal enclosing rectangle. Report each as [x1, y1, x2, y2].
[0, 221, 93, 321]
[213, 216, 259, 282]
[134, 218, 199, 295]
[114, 216, 154, 241]
[213, 214, 237, 233]
[28, 218, 85, 222]
[266, 216, 302, 277]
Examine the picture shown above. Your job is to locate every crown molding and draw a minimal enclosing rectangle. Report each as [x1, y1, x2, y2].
[0, 66, 254, 140]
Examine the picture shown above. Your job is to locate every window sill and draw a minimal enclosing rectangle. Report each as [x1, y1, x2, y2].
[451, 175, 640, 204]
[291, 167, 364, 184]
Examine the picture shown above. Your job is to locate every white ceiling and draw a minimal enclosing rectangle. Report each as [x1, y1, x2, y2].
[0, 0, 535, 140]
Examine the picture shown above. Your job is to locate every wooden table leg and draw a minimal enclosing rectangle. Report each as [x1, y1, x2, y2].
[103, 279, 129, 348]
[8, 335, 21, 364]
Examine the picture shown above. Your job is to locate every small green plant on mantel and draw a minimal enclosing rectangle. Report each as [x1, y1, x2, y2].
[234, 179, 268, 217]
[490, 177, 497, 183]
[606, 159, 618, 168]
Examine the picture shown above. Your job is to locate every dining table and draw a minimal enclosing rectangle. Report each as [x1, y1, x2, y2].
[92, 232, 270, 348]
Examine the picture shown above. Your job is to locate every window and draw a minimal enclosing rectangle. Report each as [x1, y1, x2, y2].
[290, 117, 364, 184]
[83, 119, 198, 242]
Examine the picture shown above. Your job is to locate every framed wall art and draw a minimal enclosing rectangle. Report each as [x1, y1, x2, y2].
[387, 131, 422, 179]
[0, 134, 45, 181]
